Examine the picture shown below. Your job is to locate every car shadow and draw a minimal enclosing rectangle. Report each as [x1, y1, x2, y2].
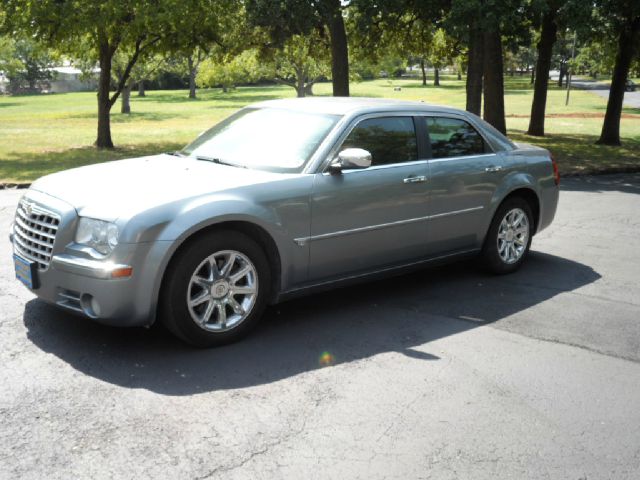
[22, 251, 601, 395]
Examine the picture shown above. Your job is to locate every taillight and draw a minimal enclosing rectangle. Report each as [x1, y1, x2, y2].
[551, 154, 560, 186]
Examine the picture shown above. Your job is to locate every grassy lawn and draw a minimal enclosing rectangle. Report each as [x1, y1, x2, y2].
[1, 75, 639, 182]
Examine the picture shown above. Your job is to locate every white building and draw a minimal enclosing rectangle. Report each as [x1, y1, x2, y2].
[48, 65, 99, 93]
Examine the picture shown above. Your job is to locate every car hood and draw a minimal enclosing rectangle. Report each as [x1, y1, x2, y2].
[29, 154, 286, 220]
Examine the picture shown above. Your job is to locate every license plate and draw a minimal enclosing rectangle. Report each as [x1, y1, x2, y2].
[14, 254, 39, 290]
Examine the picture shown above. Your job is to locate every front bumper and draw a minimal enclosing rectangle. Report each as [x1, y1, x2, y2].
[11, 228, 165, 327]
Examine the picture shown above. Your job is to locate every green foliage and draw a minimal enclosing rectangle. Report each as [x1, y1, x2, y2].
[267, 33, 331, 94]
[574, 40, 616, 77]
[197, 50, 265, 91]
[427, 29, 456, 70]
[0, 35, 57, 93]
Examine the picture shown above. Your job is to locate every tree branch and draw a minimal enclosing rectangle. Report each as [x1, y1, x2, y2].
[274, 77, 296, 88]
[108, 35, 160, 107]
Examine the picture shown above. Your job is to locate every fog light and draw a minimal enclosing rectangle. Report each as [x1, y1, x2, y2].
[80, 294, 101, 318]
[91, 298, 102, 317]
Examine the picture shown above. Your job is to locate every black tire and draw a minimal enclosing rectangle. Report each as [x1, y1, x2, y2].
[481, 197, 534, 274]
[160, 230, 271, 347]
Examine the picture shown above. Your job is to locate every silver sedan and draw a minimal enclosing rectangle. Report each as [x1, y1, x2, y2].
[10, 98, 559, 346]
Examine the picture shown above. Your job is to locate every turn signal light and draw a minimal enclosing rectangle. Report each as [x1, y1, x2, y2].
[111, 267, 133, 278]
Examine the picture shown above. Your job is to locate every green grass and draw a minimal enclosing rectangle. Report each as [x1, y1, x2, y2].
[1, 75, 639, 182]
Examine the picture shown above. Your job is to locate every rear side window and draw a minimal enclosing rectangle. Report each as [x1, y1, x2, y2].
[425, 117, 487, 159]
[341, 117, 417, 166]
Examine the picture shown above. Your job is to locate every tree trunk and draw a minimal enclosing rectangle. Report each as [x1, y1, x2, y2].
[304, 82, 315, 96]
[188, 55, 197, 99]
[296, 67, 305, 97]
[482, 28, 507, 134]
[527, 7, 558, 137]
[530, 68, 535, 84]
[96, 40, 114, 149]
[597, 17, 640, 146]
[327, 1, 349, 97]
[120, 81, 132, 114]
[434, 68, 440, 86]
[457, 70, 462, 81]
[138, 80, 146, 97]
[557, 63, 565, 87]
[466, 23, 484, 115]
[420, 59, 427, 86]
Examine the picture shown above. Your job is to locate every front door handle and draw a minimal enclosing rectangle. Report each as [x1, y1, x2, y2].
[403, 175, 427, 184]
[485, 166, 504, 173]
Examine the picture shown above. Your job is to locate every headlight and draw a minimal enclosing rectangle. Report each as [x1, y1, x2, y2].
[75, 218, 119, 255]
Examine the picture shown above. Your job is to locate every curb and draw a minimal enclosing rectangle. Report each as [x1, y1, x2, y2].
[560, 167, 640, 177]
[0, 183, 31, 190]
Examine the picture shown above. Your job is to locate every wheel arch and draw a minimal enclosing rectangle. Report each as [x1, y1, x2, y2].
[152, 219, 283, 324]
[501, 187, 540, 233]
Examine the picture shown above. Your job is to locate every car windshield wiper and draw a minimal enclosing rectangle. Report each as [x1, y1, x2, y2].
[194, 155, 247, 169]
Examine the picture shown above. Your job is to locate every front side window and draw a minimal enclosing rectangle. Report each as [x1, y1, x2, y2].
[341, 116, 418, 166]
[182, 108, 340, 172]
[425, 117, 487, 159]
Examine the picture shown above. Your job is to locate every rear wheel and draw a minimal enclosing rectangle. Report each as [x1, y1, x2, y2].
[160, 230, 271, 347]
[481, 197, 533, 274]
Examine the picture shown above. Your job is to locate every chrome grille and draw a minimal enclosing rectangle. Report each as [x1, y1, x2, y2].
[13, 201, 60, 270]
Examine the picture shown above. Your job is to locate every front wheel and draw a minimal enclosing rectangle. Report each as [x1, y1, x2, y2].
[481, 197, 533, 274]
[160, 230, 271, 347]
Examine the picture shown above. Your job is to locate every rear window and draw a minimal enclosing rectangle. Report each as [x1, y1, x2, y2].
[425, 117, 487, 159]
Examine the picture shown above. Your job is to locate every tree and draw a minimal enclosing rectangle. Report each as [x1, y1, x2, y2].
[113, 51, 166, 113]
[527, 1, 560, 136]
[1, 0, 231, 148]
[246, 0, 350, 96]
[427, 29, 456, 86]
[269, 33, 331, 97]
[197, 49, 264, 92]
[574, 40, 616, 78]
[400, 19, 436, 87]
[595, 0, 640, 145]
[163, 0, 240, 100]
[0, 35, 56, 94]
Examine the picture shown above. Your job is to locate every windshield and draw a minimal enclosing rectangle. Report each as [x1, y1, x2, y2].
[182, 107, 341, 172]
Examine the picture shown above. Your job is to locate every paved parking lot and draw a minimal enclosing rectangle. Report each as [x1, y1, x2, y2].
[1, 174, 639, 479]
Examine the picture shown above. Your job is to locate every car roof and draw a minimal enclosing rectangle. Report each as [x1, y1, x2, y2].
[251, 97, 466, 117]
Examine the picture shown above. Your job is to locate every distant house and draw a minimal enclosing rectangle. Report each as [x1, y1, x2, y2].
[48, 65, 99, 93]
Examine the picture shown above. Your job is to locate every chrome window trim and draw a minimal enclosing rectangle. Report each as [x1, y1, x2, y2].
[427, 152, 498, 164]
[321, 158, 431, 176]
[294, 205, 484, 246]
[316, 110, 502, 174]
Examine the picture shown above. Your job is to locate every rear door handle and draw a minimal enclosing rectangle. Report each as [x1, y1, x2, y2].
[403, 175, 427, 184]
[485, 166, 503, 172]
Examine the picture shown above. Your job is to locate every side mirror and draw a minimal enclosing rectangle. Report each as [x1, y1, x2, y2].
[329, 148, 372, 173]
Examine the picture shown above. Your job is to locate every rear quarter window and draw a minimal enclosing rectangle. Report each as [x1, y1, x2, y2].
[425, 117, 487, 159]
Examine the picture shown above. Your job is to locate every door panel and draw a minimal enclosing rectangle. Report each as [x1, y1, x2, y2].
[308, 164, 430, 281]
[422, 116, 506, 255]
[427, 154, 505, 254]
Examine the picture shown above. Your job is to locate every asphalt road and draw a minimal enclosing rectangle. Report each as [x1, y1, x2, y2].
[1, 174, 640, 479]
[556, 77, 640, 108]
